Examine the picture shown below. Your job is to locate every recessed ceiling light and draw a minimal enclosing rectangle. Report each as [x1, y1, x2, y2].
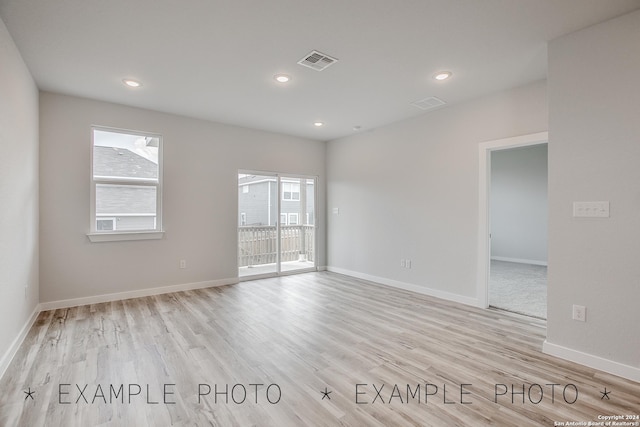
[122, 79, 142, 88]
[313, 122, 324, 127]
[433, 71, 452, 81]
[274, 74, 290, 83]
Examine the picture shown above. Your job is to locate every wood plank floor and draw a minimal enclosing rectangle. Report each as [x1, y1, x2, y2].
[1, 272, 638, 426]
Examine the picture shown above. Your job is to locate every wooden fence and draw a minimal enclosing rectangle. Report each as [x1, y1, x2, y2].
[238, 225, 315, 267]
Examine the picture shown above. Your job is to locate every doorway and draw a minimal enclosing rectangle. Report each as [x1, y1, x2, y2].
[477, 132, 548, 318]
[238, 171, 316, 279]
[489, 144, 548, 318]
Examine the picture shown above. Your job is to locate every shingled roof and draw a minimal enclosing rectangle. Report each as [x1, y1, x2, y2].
[94, 146, 157, 179]
[94, 146, 158, 215]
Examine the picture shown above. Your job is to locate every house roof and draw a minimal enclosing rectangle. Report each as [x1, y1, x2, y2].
[238, 175, 276, 186]
[238, 176, 314, 186]
[94, 146, 157, 179]
[94, 146, 157, 215]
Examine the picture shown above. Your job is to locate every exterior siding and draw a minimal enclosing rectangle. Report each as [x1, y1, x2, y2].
[239, 178, 315, 226]
[96, 215, 156, 231]
[238, 180, 273, 226]
[96, 185, 156, 214]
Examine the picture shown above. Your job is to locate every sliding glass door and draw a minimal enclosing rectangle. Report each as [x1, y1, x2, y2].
[279, 177, 315, 273]
[238, 172, 316, 278]
[238, 173, 278, 277]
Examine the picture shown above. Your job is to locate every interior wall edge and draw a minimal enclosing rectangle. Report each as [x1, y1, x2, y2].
[327, 266, 480, 308]
[38, 276, 239, 310]
[0, 305, 40, 381]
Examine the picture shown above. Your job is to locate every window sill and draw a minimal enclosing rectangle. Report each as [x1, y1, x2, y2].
[87, 230, 165, 243]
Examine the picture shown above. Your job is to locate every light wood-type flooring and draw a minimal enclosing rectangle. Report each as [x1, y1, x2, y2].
[1, 272, 638, 426]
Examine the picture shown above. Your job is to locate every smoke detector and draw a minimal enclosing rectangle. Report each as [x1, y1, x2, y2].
[411, 96, 446, 111]
[297, 50, 338, 71]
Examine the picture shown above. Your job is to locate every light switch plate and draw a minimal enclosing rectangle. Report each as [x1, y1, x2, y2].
[573, 201, 609, 218]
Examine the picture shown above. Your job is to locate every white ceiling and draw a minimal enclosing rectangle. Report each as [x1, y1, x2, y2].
[1, 0, 639, 141]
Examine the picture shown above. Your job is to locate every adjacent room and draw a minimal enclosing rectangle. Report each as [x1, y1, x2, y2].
[1, 1, 639, 425]
[489, 143, 548, 319]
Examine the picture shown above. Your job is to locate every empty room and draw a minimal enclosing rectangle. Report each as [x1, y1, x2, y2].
[1, 1, 639, 426]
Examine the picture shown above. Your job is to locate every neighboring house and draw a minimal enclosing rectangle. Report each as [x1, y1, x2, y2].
[93, 146, 158, 231]
[238, 175, 314, 226]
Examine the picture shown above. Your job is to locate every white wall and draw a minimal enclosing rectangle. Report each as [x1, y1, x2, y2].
[546, 10, 640, 373]
[490, 144, 548, 264]
[0, 17, 39, 371]
[327, 81, 547, 303]
[39, 92, 326, 303]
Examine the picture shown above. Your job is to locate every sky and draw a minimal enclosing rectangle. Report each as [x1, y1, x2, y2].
[94, 129, 159, 163]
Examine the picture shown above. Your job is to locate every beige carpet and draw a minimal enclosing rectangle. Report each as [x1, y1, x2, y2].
[489, 260, 547, 319]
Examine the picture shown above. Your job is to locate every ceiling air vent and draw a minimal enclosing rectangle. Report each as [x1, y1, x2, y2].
[297, 50, 338, 71]
[411, 96, 446, 111]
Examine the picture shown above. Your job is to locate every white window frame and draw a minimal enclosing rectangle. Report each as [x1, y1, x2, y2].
[240, 212, 247, 226]
[88, 126, 164, 242]
[288, 213, 299, 225]
[242, 185, 249, 194]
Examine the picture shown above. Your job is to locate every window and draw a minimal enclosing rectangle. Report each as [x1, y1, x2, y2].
[242, 185, 249, 194]
[280, 213, 287, 225]
[240, 213, 247, 226]
[282, 182, 300, 201]
[288, 213, 299, 225]
[89, 127, 163, 241]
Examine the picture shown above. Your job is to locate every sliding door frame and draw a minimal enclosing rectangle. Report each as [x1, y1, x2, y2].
[238, 169, 318, 281]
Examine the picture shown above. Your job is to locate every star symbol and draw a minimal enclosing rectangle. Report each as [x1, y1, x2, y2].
[321, 387, 332, 400]
[600, 387, 611, 400]
[24, 388, 35, 401]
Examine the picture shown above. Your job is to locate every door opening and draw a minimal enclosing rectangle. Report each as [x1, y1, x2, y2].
[488, 144, 548, 319]
[477, 132, 548, 318]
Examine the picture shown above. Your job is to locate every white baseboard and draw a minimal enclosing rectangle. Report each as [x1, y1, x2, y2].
[491, 256, 547, 266]
[543, 340, 640, 383]
[39, 277, 238, 311]
[317, 265, 328, 272]
[0, 305, 40, 380]
[327, 266, 478, 307]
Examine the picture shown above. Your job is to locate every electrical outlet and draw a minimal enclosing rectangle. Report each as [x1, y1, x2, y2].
[180, 260, 187, 269]
[406, 259, 411, 269]
[572, 305, 586, 322]
[400, 259, 406, 268]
